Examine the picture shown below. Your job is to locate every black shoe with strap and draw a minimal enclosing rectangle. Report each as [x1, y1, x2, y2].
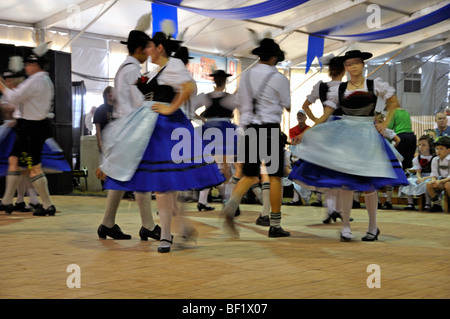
[361, 228, 380, 241]
[158, 238, 173, 253]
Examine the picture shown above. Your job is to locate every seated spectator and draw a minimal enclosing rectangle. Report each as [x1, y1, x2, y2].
[426, 136, 450, 212]
[434, 112, 450, 137]
[398, 135, 435, 211]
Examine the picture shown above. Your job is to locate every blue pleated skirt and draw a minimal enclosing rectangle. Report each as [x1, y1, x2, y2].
[104, 107, 226, 192]
[288, 116, 408, 192]
[198, 119, 238, 157]
[0, 124, 71, 176]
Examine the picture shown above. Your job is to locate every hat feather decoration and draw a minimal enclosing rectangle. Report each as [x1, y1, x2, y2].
[247, 28, 273, 45]
[135, 13, 152, 32]
[9, 56, 24, 73]
[161, 19, 175, 37]
[33, 41, 51, 57]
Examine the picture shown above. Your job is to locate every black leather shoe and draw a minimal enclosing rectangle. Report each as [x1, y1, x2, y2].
[361, 228, 380, 241]
[255, 215, 270, 226]
[310, 200, 322, 207]
[381, 202, 393, 209]
[282, 200, 302, 206]
[333, 212, 354, 222]
[97, 224, 131, 239]
[197, 203, 215, 211]
[33, 205, 56, 216]
[268, 226, 290, 237]
[0, 203, 14, 214]
[13, 202, 32, 212]
[139, 225, 161, 241]
[158, 238, 173, 253]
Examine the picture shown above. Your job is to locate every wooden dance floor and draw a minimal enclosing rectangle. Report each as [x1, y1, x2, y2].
[0, 194, 448, 300]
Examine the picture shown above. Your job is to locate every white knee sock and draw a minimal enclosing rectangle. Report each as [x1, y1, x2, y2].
[251, 183, 262, 203]
[261, 182, 270, 217]
[339, 189, 354, 235]
[364, 191, 378, 234]
[102, 190, 124, 228]
[25, 176, 40, 205]
[30, 174, 53, 209]
[198, 188, 210, 205]
[2, 171, 22, 205]
[156, 192, 175, 248]
[407, 195, 414, 205]
[16, 176, 27, 203]
[134, 192, 155, 230]
[324, 189, 337, 215]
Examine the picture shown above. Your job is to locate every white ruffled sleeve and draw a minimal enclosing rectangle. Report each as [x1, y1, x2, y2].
[373, 77, 395, 100]
[306, 80, 322, 103]
[158, 58, 194, 92]
[322, 84, 339, 109]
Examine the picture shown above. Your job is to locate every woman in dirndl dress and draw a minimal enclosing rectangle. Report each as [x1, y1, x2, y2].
[101, 32, 225, 253]
[289, 50, 408, 242]
[194, 69, 238, 211]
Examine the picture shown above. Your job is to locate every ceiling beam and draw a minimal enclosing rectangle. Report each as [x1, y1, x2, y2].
[34, 0, 113, 29]
[288, 0, 450, 67]
[224, 0, 367, 56]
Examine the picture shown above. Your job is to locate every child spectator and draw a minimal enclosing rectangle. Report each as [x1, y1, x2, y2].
[398, 135, 435, 211]
[426, 135, 450, 212]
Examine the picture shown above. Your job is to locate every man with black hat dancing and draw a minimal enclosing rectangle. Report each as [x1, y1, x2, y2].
[0, 45, 56, 216]
[222, 38, 291, 238]
[97, 19, 161, 240]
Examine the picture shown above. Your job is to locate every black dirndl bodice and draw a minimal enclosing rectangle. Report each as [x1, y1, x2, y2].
[338, 80, 378, 116]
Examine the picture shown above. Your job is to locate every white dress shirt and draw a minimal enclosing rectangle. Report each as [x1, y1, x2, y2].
[430, 154, 450, 179]
[236, 63, 290, 126]
[113, 55, 144, 119]
[3, 71, 54, 121]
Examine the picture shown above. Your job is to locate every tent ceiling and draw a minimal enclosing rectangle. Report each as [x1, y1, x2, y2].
[0, 0, 449, 66]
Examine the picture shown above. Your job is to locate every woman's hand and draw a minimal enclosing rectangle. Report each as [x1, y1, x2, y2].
[292, 132, 304, 145]
[151, 103, 175, 115]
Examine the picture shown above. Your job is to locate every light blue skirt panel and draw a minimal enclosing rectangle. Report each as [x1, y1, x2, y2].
[288, 116, 408, 191]
[102, 102, 225, 192]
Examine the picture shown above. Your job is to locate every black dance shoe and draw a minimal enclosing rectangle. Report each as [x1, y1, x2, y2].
[361, 228, 380, 241]
[282, 200, 302, 206]
[0, 203, 14, 214]
[97, 224, 131, 240]
[13, 202, 32, 212]
[310, 200, 322, 207]
[268, 226, 290, 237]
[139, 225, 161, 241]
[157, 238, 173, 253]
[197, 203, 215, 211]
[33, 205, 56, 216]
[255, 215, 270, 226]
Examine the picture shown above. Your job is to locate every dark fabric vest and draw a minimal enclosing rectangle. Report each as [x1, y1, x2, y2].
[418, 155, 434, 174]
[338, 79, 378, 116]
[200, 94, 234, 119]
[137, 66, 176, 103]
[319, 82, 343, 116]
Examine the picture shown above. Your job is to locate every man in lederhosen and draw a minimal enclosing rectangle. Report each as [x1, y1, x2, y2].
[0, 46, 56, 216]
[223, 38, 291, 238]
